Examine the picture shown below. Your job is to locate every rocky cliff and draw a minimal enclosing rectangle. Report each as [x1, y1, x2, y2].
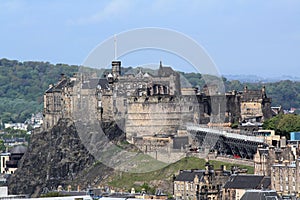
[8, 118, 114, 197]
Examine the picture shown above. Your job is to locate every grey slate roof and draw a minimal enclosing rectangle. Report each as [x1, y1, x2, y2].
[45, 78, 69, 93]
[82, 78, 109, 89]
[223, 175, 271, 189]
[98, 79, 110, 89]
[240, 190, 281, 200]
[173, 136, 189, 149]
[174, 170, 205, 182]
[45, 77, 76, 93]
[158, 66, 176, 77]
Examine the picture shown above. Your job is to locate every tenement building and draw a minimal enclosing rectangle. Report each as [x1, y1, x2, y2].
[254, 137, 300, 197]
[173, 163, 231, 200]
[222, 174, 271, 200]
[43, 60, 273, 143]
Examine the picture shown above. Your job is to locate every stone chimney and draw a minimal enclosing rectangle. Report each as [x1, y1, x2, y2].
[112, 61, 121, 80]
[280, 136, 287, 148]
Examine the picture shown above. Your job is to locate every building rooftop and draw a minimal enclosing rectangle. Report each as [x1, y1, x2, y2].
[45, 78, 69, 93]
[223, 174, 270, 189]
[174, 170, 205, 182]
[240, 190, 280, 200]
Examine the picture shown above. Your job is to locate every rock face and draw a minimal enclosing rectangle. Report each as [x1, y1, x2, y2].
[8, 118, 112, 197]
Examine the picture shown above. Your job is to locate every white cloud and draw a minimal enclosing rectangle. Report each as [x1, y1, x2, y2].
[69, 0, 134, 25]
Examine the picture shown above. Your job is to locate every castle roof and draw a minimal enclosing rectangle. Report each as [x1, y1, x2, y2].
[82, 78, 98, 89]
[82, 78, 109, 90]
[158, 66, 176, 77]
[45, 78, 69, 93]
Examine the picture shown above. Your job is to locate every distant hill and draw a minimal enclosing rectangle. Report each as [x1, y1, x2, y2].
[0, 58, 299, 124]
[0, 58, 78, 124]
[224, 74, 300, 83]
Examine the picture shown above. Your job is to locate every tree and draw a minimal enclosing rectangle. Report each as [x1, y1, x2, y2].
[263, 114, 300, 138]
[0, 140, 6, 152]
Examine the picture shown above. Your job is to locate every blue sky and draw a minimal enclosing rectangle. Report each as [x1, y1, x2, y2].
[0, 0, 300, 77]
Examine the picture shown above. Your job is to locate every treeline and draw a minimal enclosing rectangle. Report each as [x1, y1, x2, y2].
[263, 114, 300, 138]
[0, 58, 77, 123]
[224, 79, 300, 109]
[180, 72, 300, 110]
[0, 58, 299, 124]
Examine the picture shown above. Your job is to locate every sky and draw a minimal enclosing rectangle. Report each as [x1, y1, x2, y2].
[0, 0, 300, 77]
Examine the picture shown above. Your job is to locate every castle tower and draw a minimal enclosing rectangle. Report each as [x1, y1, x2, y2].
[112, 61, 121, 80]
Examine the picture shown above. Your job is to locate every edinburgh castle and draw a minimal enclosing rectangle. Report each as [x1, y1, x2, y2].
[43, 61, 273, 143]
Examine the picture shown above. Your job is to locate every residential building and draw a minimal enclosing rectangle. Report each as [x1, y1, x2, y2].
[254, 137, 300, 198]
[0, 146, 27, 174]
[173, 163, 231, 200]
[222, 174, 271, 200]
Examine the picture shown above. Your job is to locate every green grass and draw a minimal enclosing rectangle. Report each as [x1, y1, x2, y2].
[107, 156, 254, 191]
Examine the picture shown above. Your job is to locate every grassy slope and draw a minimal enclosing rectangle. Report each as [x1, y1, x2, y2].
[106, 156, 253, 193]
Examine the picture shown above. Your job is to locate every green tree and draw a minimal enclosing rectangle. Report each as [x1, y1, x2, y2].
[0, 140, 5, 152]
[263, 114, 300, 138]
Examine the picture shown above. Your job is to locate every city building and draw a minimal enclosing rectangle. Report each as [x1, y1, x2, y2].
[173, 163, 231, 200]
[254, 136, 300, 198]
[222, 174, 271, 200]
[0, 146, 27, 174]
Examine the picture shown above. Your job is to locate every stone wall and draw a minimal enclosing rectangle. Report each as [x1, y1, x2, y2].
[125, 95, 200, 142]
